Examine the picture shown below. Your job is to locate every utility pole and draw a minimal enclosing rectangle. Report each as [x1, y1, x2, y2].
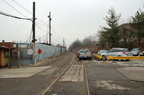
[48, 12, 52, 45]
[32, 2, 36, 64]
[32, 2, 36, 43]
[63, 38, 65, 47]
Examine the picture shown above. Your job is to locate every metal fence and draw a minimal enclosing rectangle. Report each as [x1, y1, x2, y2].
[11, 43, 66, 67]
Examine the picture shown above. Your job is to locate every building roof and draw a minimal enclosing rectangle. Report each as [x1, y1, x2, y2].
[0, 42, 14, 46]
[0, 42, 15, 48]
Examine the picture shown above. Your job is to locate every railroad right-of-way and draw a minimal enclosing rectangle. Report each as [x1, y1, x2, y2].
[43, 58, 90, 95]
[43, 58, 144, 95]
[43, 56, 144, 95]
[0, 52, 144, 95]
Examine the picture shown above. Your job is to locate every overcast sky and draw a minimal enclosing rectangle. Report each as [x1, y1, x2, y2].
[0, 0, 143, 47]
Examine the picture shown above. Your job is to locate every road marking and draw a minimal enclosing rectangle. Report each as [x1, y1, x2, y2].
[59, 65, 84, 82]
[0, 66, 51, 78]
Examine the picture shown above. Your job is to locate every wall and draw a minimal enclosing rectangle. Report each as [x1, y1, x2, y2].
[35, 43, 66, 62]
[11, 48, 33, 67]
[11, 43, 66, 66]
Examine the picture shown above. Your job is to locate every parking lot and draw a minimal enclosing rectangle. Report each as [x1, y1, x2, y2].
[87, 59, 144, 95]
[93, 59, 144, 82]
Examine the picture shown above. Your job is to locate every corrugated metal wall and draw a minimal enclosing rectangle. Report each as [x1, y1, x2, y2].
[35, 43, 66, 62]
[11, 43, 66, 66]
[11, 49, 33, 67]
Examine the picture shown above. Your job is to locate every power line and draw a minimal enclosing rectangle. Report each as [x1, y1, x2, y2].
[37, 18, 48, 25]
[26, 31, 32, 43]
[36, 23, 47, 33]
[36, 24, 63, 45]
[11, 0, 49, 39]
[39, 35, 47, 39]
[52, 33, 62, 44]
[3, 0, 64, 45]
[51, 27, 64, 45]
[36, 34, 47, 43]
[12, 0, 32, 15]
[12, 0, 48, 26]
[0, 11, 32, 20]
[52, 28, 63, 40]
[53, 38, 63, 45]
[3, 0, 28, 18]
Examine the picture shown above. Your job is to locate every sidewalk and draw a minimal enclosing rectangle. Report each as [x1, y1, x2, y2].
[0, 66, 51, 78]
[0, 52, 75, 95]
[118, 67, 144, 82]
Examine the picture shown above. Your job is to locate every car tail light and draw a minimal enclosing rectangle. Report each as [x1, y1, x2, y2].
[122, 52, 126, 54]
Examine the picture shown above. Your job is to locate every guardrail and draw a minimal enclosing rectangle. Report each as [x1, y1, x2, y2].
[107, 56, 144, 60]
[93, 54, 144, 60]
[93, 54, 102, 59]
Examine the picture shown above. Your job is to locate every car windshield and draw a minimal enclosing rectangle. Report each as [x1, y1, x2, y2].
[117, 50, 126, 52]
[79, 49, 90, 53]
[131, 48, 139, 51]
[110, 48, 128, 52]
[99, 50, 107, 53]
[117, 49, 126, 52]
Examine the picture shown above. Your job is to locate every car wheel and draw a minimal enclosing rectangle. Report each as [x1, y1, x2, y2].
[118, 55, 122, 61]
[102, 56, 107, 61]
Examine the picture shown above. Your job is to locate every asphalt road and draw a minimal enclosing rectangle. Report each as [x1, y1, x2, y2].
[0, 52, 74, 95]
[86, 60, 144, 95]
[0, 52, 144, 95]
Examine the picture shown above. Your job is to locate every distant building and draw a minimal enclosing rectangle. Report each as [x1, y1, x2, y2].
[0, 42, 15, 67]
[0, 41, 67, 68]
[119, 23, 144, 48]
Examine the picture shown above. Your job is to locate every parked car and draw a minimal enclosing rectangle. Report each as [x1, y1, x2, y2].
[101, 48, 133, 61]
[77, 49, 92, 60]
[98, 50, 108, 55]
[130, 48, 144, 56]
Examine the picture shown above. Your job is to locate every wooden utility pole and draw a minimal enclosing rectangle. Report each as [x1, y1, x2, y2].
[32, 2, 36, 64]
[48, 12, 52, 45]
[32, 2, 36, 43]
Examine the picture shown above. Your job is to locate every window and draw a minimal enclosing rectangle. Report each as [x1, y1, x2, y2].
[4, 50, 9, 58]
[108, 49, 113, 52]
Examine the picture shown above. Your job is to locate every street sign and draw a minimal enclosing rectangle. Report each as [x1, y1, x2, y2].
[38, 49, 42, 54]
[27, 49, 33, 55]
